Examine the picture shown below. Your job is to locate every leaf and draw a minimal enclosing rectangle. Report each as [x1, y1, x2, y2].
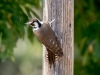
[93, 40, 100, 61]
[0, 0, 42, 61]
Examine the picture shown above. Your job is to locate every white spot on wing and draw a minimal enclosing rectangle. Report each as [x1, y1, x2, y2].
[55, 55, 57, 58]
[53, 41, 55, 44]
[50, 39, 52, 42]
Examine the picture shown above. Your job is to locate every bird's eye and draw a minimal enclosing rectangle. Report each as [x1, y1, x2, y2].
[30, 23, 34, 26]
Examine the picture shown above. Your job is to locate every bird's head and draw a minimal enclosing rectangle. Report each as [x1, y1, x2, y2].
[26, 18, 42, 30]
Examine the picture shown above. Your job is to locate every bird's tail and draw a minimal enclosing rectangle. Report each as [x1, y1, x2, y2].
[47, 48, 56, 68]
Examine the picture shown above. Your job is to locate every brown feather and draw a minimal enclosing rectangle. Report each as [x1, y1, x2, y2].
[47, 48, 56, 67]
[34, 23, 63, 67]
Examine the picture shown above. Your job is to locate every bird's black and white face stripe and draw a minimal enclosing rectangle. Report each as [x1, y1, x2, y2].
[26, 18, 42, 31]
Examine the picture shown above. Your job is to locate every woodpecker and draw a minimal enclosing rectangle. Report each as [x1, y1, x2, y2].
[26, 18, 63, 67]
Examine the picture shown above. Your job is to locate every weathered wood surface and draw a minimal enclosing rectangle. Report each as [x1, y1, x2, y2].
[43, 0, 74, 75]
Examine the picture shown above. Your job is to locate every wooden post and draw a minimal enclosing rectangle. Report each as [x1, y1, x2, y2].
[43, 0, 74, 75]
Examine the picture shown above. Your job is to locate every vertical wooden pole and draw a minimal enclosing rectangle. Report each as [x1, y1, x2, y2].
[43, 0, 74, 75]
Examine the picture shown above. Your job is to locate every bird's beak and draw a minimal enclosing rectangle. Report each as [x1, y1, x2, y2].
[25, 22, 32, 25]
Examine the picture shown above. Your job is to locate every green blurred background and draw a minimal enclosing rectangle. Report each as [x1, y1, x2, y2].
[75, 0, 100, 75]
[0, 0, 100, 75]
[0, 0, 42, 75]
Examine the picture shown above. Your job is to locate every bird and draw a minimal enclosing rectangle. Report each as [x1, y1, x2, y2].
[26, 18, 63, 67]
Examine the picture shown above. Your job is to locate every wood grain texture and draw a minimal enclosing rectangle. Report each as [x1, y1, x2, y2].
[43, 0, 74, 75]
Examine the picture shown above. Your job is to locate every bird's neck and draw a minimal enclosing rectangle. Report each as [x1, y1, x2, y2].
[32, 21, 42, 32]
[37, 20, 41, 28]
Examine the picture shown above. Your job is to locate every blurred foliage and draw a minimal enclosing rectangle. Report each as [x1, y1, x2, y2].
[1, 0, 100, 75]
[0, 0, 42, 61]
[0, 37, 42, 75]
[75, 0, 100, 75]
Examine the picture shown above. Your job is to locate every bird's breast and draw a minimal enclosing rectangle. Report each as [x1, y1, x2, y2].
[34, 23, 61, 52]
